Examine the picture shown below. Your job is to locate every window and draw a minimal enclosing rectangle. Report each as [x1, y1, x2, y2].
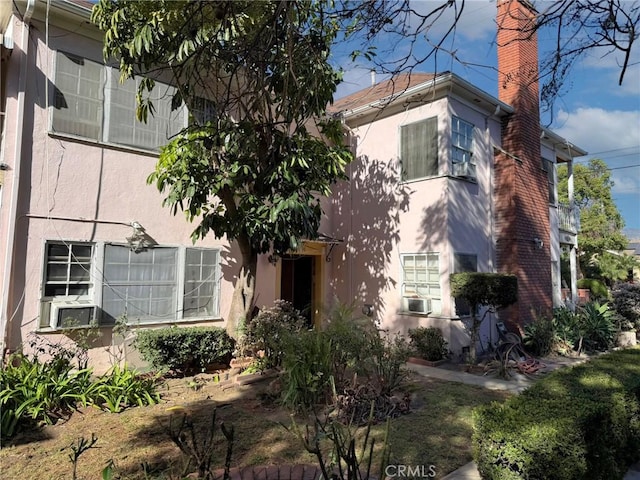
[453, 253, 477, 316]
[102, 245, 178, 323]
[451, 116, 473, 163]
[451, 116, 475, 178]
[52, 51, 186, 151]
[44, 242, 93, 297]
[400, 117, 438, 181]
[183, 248, 220, 318]
[101, 245, 221, 324]
[542, 158, 556, 204]
[41, 242, 221, 329]
[401, 253, 441, 314]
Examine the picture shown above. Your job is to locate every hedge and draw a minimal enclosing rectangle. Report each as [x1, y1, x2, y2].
[134, 326, 235, 374]
[473, 348, 640, 479]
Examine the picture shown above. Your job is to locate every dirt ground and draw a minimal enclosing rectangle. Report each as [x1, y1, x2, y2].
[0, 372, 310, 480]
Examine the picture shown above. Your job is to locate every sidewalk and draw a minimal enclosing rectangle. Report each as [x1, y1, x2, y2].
[405, 362, 640, 480]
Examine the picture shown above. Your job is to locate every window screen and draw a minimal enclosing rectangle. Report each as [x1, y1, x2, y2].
[183, 248, 220, 318]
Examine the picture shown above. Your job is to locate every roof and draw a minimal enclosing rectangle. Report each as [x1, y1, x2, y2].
[330, 72, 438, 113]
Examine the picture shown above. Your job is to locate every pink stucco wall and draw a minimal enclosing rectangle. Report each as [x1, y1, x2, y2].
[329, 94, 505, 356]
[0, 17, 252, 371]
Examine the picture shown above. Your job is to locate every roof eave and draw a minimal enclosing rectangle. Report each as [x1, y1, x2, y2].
[338, 72, 514, 121]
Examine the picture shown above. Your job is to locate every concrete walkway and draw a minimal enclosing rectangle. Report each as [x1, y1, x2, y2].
[405, 362, 640, 479]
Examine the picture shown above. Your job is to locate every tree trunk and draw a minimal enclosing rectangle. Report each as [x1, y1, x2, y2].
[469, 315, 481, 364]
[226, 235, 257, 340]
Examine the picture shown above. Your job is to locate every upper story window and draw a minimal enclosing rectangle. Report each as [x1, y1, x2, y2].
[541, 158, 556, 205]
[451, 116, 476, 179]
[400, 116, 438, 181]
[52, 51, 187, 151]
[401, 253, 441, 315]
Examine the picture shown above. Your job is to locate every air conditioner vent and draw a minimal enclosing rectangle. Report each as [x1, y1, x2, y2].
[402, 297, 432, 315]
[50, 301, 97, 328]
[452, 162, 477, 179]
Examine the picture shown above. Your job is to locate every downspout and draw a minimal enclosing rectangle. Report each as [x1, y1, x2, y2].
[1, 0, 36, 362]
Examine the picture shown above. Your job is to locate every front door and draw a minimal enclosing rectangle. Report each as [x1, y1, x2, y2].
[280, 255, 314, 327]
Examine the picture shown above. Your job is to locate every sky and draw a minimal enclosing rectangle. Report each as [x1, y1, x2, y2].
[333, 0, 640, 238]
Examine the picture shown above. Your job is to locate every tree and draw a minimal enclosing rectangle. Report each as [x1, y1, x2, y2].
[92, 1, 353, 337]
[450, 273, 518, 364]
[558, 158, 628, 276]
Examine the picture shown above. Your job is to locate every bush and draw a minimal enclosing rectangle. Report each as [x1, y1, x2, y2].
[134, 326, 235, 374]
[89, 364, 161, 413]
[244, 300, 308, 369]
[0, 351, 94, 440]
[577, 278, 609, 300]
[322, 302, 375, 385]
[612, 282, 640, 331]
[408, 327, 448, 361]
[280, 328, 334, 412]
[523, 317, 556, 357]
[0, 339, 161, 441]
[578, 302, 617, 352]
[473, 348, 640, 479]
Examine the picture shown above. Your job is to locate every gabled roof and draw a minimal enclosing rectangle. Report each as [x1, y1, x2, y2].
[330, 72, 437, 113]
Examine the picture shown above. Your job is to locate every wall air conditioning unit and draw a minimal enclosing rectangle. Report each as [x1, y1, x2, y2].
[402, 297, 432, 315]
[452, 162, 477, 180]
[50, 300, 97, 328]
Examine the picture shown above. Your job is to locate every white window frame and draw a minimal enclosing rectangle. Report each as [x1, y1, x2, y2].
[451, 116, 474, 167]
[400, 253, 441, 314]
[40, 241, 221, 330]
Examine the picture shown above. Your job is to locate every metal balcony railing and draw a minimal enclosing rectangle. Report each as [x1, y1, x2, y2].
[558, 203, 580, 234]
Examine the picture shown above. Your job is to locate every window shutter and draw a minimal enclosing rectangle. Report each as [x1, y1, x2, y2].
[401, 117, 438, 180]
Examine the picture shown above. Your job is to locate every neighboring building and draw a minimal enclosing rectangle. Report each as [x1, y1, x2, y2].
[0, 0, 585, 367]
[325, 0, 585, 353]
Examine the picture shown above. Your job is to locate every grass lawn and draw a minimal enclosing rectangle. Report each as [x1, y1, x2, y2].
[0, 371, 509, 479]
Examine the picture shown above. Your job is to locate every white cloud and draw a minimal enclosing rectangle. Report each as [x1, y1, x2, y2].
[555, 107, 640, 154]
[411, 0, 496, 41]
[554, 107, 640, 197]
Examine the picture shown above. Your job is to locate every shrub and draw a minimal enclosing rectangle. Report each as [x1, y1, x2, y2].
[553, 307, 580, 345]
[473, 348, 640, 479]
[280, 328, 334, 412]
[612, 282, 640, 331]
[244, 300, 308, 369]
[0, 348, 94, 440]
[577, 302, 617, 352]
[450, 273, 518, 363]
[577, 278, 609, 300]
[134, 326, 235, 374]
[523, 317, 556, 357]
[89, 364, 161, 413]
[363, 331, 412, 396]
[408, 327, 448, 361]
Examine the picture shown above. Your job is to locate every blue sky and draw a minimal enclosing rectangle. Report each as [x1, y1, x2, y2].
[333, 0, 640, 238]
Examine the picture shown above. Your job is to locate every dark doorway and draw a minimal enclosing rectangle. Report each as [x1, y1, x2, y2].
[281, 255, 314, 327]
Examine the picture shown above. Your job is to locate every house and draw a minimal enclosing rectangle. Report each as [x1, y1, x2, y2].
[0, 0, 585, 368]
[324, 0, 585, 354]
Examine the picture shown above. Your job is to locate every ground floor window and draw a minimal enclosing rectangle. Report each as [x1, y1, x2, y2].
[40, 241, 221, 329]
[401, 253, 441, 314]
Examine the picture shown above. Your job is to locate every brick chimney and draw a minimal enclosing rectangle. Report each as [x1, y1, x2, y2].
[494, 0, 552, 329]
